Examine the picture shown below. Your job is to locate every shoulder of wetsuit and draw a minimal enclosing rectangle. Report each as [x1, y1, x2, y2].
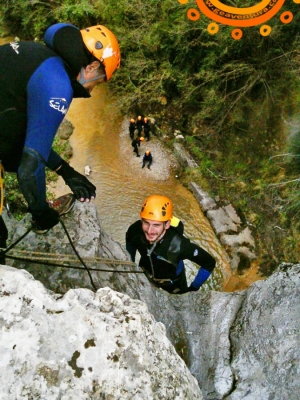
[170, 216, 184, 235]
[126, 220, 142, 240]
[44, 23, 89, 77]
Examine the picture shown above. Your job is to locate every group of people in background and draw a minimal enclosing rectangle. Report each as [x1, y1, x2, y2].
[129, 116, 151, 141]
[130, 116, 152, 169]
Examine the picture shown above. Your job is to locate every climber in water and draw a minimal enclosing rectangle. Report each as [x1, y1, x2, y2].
[0, 22, 121, 263]
[125, 195, 216, 294]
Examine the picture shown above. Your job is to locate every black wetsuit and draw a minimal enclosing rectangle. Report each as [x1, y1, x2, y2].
[129, 121, 136, 139]
[131, 138, 142, 157]
[143, 120, 150, 141]
[126, 220, 216, 294]
[142, 153, 153, 168]
[0, 23, 94, 250]
[136, 118, 144, 136]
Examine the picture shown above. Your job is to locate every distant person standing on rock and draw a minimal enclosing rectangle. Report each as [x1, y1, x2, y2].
[0, 22, 120, 262]
[131, 137, 144, 157]
[142, 150, 152, 169]
[136, 116, 144, 137]
[126, 195, 216, 294]
[129, 118, 136, 139]
[143, 117, 151, 141]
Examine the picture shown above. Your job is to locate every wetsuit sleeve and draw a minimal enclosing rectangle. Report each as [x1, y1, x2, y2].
[25, 57, 72, 161]
[46, 150, 64, 171]
[125, 224, 138, 262]
[17, 57, 73, 212]
[180, 237, 216, 290]
[126, 240, 137, 262]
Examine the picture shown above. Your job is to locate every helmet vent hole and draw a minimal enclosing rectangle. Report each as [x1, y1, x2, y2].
[95, 41, 103, 49]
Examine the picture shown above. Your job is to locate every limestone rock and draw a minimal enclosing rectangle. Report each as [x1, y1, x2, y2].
[229, 263, 300, 400]
[189, 182, 257, 272]
[189, 182, 217, 212]
[0, 265, 202, 400]
[173, 143, 198, 168]
[207, 208, 240, 234]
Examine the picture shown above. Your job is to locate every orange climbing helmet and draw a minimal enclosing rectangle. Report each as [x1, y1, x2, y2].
[144, 117, 148, 122]
[130, 118, 135, 123]
[140, 195, 173, 222]
[80, 25, 121, 81]
[145, 150, 150, 155]
[139, 137, 145, 141]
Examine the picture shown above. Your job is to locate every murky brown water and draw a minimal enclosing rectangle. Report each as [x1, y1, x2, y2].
[0, 37, 14, 45]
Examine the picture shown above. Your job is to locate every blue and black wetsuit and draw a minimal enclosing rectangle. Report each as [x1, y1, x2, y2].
[0, 23, 98, 249]
[142, 152, 153, 169]
[0, 24, 91, 210]
[126, 220, 216, 294]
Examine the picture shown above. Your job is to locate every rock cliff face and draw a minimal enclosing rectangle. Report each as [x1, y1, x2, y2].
[171, 141, 257, 273]
[2, 202, 300, 399]
[0, 265, 201, 400]
[189, 182, 257, 273]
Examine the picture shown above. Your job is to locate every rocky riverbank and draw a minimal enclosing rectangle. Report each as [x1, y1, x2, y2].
[119, 118, 179, 181]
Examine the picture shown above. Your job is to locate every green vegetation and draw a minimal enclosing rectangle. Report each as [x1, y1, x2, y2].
[1, 0, 299, 273]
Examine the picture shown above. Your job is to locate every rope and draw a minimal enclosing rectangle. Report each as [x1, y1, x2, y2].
[5, 249, 137, 266]
[59, 218, 99, 291]
[5, 254, 143, 274]
[4, 250, 143, 272]
[4, 226, 33, 252]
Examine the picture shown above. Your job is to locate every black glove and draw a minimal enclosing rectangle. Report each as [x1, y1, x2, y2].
[31, 207, 60, 231]
[188, 284, 199, 292]
[179, 284, 199, 294]
[56, 160, 96, 201]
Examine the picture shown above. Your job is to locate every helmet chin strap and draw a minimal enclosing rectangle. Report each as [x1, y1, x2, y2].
[78, 67, 106, 85]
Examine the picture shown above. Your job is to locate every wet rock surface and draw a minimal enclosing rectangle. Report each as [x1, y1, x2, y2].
[2, 204, 300, 400]
[189, 182, 257, 272]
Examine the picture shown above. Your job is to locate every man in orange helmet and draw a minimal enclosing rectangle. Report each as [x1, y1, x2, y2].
[126, 195, 216, 294]
[131, 136, 144, 157]
[136, 115, 144, 137]
[129, 118, 136, 139]
[0, 22, 120, 261]
[142, 150, 152, 169]
[143, 117, 151, 141]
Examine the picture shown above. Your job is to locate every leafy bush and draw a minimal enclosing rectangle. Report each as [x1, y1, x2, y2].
[287, 130, 300, 170]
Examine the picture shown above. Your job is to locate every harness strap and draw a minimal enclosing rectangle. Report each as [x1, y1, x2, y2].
[142, 267, 186, 287]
